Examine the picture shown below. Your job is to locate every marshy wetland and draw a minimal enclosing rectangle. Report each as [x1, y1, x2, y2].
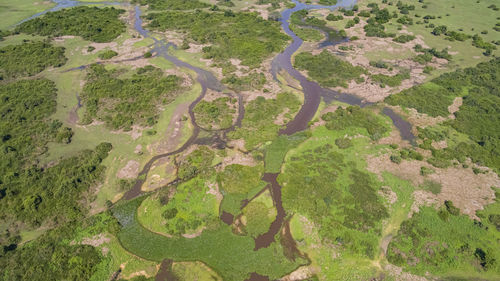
[0, 0, 499, 280]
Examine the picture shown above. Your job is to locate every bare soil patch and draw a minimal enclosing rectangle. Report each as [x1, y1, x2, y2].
[447, 97, 462, 119]
[117, 160, 140, 179]
[150, 103, 190, 154]
[366, 154, 499, 219]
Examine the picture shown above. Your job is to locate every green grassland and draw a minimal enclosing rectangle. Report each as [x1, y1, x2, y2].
[0, 0, 54, 29]
[363, 0, 497, 70]
[282, 121, 415, 280]
[137, 176, 219, 237]
[217, 164, 267, 215]
[172, 261, 222, 281]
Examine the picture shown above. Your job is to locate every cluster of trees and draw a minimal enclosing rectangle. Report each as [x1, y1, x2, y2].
[371, 70, 410, 87]
[16, 7, 126, 43]
[412, 44, 451, 63]
[82, 64, 182, 130]
[132, 0, 209, 10]
[294, 50, 366, 88]
[97, 50, 118, 60]
[388, 58, 500, 173]
[393, 34, 415, 43]
[193, 97, 237, 130]
[145, 10, 289, 70]
[0, 221, 104, 280]
[1, 79, 59, 178]
[0, 81, 112, 263]
[0, 41, 66, 80]
[176, 146, 215, 181]
[221, 72, 266, 91]
[322, 106, 390, 140]
[387, 205, 500, 276]
[217, 163, 264, 215]
[228, 93, 301, 150]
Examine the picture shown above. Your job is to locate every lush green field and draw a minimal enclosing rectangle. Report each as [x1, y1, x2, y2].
[0, 0, 54, 29]
[388, 203, 500, 279]
[218, 164, 266, 215]
[228, 92, 301, 150]
[137, 177, 219, 237]
[112, 197, 307, 281]
[193, 96, 237, 130]
[81, 64, 182, 130]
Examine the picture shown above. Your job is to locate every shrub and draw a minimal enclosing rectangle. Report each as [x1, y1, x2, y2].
[326, 14, 343, 21]
[294, 50, 366, 88]
[390, 154, 402, 164]
[97, 50, 118, 60]
[335, 137, 352, 149]
[322, 106, 390, 140]
[393, 34, 415, 43]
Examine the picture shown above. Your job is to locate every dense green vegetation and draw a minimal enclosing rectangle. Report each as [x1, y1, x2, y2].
[291, 10, 341, 41]
[140, 176, 219, 236]
[97, 50, 118, 60]
[132, 0, 210, 10]
[113, 197, 307, 281]
[242, 200, 275, 238]
[393, 34, 415, 43]
[322, 106, 390, 140]
[0, 141, 111, 227]
[1, 79, 58, 179]
[228, 93, 301, 150]
[217, 164, 265, 215]
[280, 143, 388, 258]
[221, 72, 266, 91]
[294, 51, 366, 88]
[176, 146, 215, 181]
[0, 220, 104, 281]
[193, 97, 237, 130]
[371, 71, 410, 87]
[16, 7, 126, 43]
[82, 64, 182, 130]
[145, 10, 289, 70]
[387, 204, 500, 277]
[386, 83, 454, 117]
[264, 131, 311, 173]
[0, 41, 66, 80]
[388, 58, 500, 172]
